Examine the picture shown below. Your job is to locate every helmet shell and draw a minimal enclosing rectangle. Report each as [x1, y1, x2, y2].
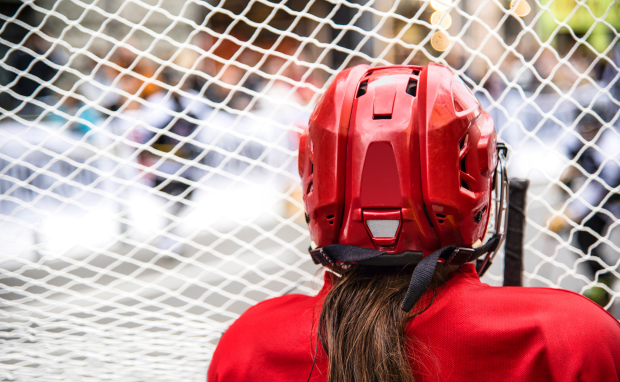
[299, 63, 497, 255]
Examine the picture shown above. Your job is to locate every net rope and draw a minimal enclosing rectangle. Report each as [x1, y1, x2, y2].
[0, 0, 619, 380]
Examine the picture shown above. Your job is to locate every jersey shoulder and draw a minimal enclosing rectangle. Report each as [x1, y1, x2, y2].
[420, 277, 620, 381]
[208, 292, 321, 382]
[501, 286, 619, 330]
[463, 281, 620, 340]
[450, 272, 619, 329]
[475, 284, 620, 381]
[519, 288, 620, 380]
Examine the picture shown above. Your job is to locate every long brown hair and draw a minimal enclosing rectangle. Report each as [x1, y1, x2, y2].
[318, 264, 454, 382]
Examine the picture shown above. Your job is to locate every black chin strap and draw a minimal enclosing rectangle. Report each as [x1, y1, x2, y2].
[401, 246, 453, 312]
[309, 235, 502, 312]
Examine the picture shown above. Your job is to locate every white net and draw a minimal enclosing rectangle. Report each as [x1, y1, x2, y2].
[0, 0, 618, 380]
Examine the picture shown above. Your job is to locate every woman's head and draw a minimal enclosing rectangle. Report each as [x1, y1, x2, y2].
[300, 64, 505, 381]
[299, 64, 499, 256]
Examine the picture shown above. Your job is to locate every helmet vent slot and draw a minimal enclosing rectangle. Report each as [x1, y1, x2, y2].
[459, 134, 468, 149]
[459, 135, 470, 191]
[474, 206, 486, 223]
[412, 69, 420, 76]
[435, 213, 446, 224]
[326, 214, 335, 225]
[405, 79, 418, 97]
[356, 80, 368, 98]
[373, 114, 391, 120]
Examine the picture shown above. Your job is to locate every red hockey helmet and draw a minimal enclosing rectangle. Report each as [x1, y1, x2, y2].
[299, 63, 506, 263]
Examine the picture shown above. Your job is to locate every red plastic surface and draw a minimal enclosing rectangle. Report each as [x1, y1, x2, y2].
[299, 63, 497, 255]
[299, 65, 370, 247]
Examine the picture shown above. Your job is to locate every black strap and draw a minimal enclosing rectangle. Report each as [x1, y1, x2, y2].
[310, 235, 501, 268]
[309, 235, 503, 313]
[448, 234, 501, 271]
[401, 246, 453, 312]
[309, 244, 424, 267]
[474, 235, 501, 276]
[309, 244, 387, 266]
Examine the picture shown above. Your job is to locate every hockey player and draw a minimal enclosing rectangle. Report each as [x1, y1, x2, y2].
[208, 64, 620, 382]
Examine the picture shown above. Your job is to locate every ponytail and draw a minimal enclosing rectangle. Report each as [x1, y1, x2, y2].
[318, 264, 453, 382]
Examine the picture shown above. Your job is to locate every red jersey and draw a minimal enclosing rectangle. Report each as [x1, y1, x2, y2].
[208, 264, 620, 381]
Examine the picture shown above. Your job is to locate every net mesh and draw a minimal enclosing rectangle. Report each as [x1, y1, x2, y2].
[0, 0, 619, 380]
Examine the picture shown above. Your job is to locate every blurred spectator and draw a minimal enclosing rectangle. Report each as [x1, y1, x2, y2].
[6, 30, 67, 115]
[104, 42, 160, 111]
[46, 74, 101, 135]
[600, 42, 620, 127]
[78, 49, 123, 111]
[552, 113, 620, 306]
[48, 93, 100, 135]
[502, 50, 535, 91]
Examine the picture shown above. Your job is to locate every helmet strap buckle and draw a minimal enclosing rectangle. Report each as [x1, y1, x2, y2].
[309, 247, 336, 266]
[446, 247, 476, 265]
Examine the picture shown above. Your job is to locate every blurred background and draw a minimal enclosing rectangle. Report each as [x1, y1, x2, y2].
[0, 0, 618, 380]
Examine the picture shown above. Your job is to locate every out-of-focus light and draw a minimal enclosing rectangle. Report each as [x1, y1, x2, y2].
[431, 11, 452, 29]
[430, 0, 452, 12]
[42, 207, 117, 257]
[431, 31, 450, 52]
[510, 0, 531, 17]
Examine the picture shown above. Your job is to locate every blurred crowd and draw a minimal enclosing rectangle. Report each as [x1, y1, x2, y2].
[2, 31, 326, 190]
[485, 38, 620, 306]
[2, 25, 620, 303]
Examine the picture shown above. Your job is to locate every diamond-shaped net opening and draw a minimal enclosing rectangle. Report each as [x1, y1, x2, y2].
[0, 0, 618, 380]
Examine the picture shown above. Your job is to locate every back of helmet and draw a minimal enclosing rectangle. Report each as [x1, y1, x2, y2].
[300, 63, 498, 257]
